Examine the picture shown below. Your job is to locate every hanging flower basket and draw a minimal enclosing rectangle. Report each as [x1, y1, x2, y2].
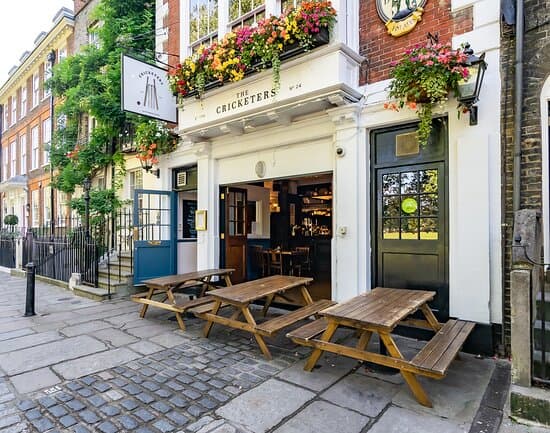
[169, 2, 337, 104]
[135, 120, 178, 167]
[386, 39, 470, 146]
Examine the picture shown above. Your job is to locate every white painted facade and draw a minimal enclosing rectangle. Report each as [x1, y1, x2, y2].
[154, 0, 502, 333]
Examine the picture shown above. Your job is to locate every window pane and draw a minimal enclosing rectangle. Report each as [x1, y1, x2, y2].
[383, 218, 400, 239]
[383, 196, 400, 218]
[382, 173, 399, 195]
[400, 171, 418, 194]
[401, 218, 418, 240]
[420, 218, 438, 240]
[420, 194, 438, 216]
[419, 169, 438, 193]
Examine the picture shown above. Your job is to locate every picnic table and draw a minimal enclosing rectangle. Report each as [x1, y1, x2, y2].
[287, 287, 475, 407]
[131, 268, 234, 331]
[194, 275, 335, 360]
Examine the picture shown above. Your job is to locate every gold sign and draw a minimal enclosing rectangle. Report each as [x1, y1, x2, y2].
[376, 0, 427, 37]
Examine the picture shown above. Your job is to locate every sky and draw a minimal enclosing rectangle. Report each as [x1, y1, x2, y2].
[0, 0, 74, 82]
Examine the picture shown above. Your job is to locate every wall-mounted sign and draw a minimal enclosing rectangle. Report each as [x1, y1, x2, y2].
[121, 54, 177, 123]
[376, 0, 427, 37]
[195, 210, 207, 231]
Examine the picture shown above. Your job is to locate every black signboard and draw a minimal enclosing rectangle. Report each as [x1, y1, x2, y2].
[182, 200, 197, 239]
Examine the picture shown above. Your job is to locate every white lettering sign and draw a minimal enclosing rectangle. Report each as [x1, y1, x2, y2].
[122, 54, 177, 123]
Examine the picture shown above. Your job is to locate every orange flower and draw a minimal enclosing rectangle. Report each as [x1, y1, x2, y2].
[407, 101, 417, 110]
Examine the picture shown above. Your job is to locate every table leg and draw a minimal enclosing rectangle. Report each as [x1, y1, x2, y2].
[300, 285, 314, 305]
[240, 307, 272, 360]
[139, 287, 155, 318]
[356, 331, 373, 351]
[203, 300, 222, 338]
[166, 289, 185, 331]
[304, 321, 339, 371]
[224, 274, 233, 287]
[200, 276, 212, 297]
[262, 294, 274, 317]
[379, 333, 432, 408]
[420, 304, 442, 332]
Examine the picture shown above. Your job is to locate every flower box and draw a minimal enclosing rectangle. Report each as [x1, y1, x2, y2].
[170, 2, 337, 103]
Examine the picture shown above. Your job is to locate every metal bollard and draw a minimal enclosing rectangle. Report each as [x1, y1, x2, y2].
[24, 262, 36, 317]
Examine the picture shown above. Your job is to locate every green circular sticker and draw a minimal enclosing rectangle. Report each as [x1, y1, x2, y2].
[401, 198, 418, 214]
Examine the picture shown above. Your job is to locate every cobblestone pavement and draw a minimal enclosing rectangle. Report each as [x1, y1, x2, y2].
[0, 270, 544, 433]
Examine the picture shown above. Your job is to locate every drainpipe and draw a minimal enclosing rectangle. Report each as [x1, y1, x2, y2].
[512, 0, 524, 212]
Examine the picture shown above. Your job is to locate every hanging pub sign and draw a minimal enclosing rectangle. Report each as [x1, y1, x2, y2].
[121, 54, 177, 123]
[376, 0, 427, 37]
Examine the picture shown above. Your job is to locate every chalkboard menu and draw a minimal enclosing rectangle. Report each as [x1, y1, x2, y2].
[182, 200, 197, 239]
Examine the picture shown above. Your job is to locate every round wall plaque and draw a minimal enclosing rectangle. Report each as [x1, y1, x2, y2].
[401, 197, 418, 214]
[376, 0, 427, 37]
[255, 161, 266, 178]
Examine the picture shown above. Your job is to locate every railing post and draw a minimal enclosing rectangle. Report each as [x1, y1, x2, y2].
[24, 262, 36, 317]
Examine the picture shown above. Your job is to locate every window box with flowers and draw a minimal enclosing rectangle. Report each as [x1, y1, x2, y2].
[135, 121, 178, 170]
[385, 40, 470, 146]
[169, 1, 337, 103]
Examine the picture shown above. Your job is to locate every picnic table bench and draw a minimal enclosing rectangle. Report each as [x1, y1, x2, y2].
[131, 268, 234, 330]
[287, 287, 474, 407]
[194, 275, 335, 360]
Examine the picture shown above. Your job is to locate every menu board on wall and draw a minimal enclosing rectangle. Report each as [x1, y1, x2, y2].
[182, 200, 197, 239]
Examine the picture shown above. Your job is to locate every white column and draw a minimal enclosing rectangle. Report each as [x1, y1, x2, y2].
[195, 142, 219, 270]
[327, 104, 369, 301]
[328, 0, 348, 46]
[218, 0, 229, 36]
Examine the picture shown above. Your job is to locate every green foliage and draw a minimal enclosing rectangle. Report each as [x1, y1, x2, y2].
[70, 189, 123, 219]
[3, 215, 18, 226]
[48, 0, 156, 212]
[387, 41, 470, 146]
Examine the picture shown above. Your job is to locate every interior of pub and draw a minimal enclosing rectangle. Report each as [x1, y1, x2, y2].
[233, 173, 333, 301]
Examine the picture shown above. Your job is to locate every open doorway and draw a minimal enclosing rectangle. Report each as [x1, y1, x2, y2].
[220, 173, 333, 301]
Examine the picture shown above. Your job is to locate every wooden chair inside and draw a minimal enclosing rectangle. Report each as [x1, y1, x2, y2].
[250, 245, 268, 277]
[294, 246, 312, 275]
[269, 250, 283, 275]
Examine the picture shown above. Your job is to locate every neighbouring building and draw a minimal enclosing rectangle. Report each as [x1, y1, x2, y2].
[0, 8, 74, 230]
[142, 0, 502, 355]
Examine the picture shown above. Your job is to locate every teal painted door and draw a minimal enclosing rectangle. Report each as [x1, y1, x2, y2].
[133, 189, 176, 284]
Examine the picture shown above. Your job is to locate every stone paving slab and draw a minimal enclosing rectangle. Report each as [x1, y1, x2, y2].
[0, 335, 107, 375]
[92, 328, 139, 347]
[52, 347, 140, 380]
[273, 400, 369, 433]
[320, 372, 400, 417]
[0, 331, 61, 354]
[216, 379, 315, 432]
[368, 405, 469, 433]
[10, 368, 61, 394]
[128, 340, 165, 355]
[59, 320, 114, 337]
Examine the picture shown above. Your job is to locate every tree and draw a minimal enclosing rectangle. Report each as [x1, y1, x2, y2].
[48, 0, 156, 216]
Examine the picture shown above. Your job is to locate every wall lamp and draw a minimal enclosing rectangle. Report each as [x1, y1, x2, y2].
[457, 43, 487, 126]
[140, 158, 160, 178]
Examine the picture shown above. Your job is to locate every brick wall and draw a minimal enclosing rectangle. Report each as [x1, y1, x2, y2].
[359, 0, 473, 84]
[164, 0, 180, 69]
[500, 0, 550, 352]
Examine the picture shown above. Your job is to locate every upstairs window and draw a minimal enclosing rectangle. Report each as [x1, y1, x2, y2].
[44, 61, 52, 99]
[88, 22, 101, 48]
[20, 86, 27, 118]
[10, 140, 16, 177]
[31, 189, 39, 227]
[229, 0, 265, 30]
[31, 126, 39, 170]
[3, 105, 8, 131]
[20, 134, 26, 174]
[2, 152, 8, 181]
[58, 46, 67, 61]
[281, 0, 302, 11]
[32, 72, 40, 107]
[10, 95, 17, 126]
[42, 118, 51, 165]
[190, 0, 219, 50]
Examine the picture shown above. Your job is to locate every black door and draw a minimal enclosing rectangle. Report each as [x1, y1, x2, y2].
[371, 118, 448, 319]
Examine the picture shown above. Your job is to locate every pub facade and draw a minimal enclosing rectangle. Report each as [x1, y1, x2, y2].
[150, 0, 502, 353]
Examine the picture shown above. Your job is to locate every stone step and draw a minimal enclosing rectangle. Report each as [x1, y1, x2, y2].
[98, 268, 132, 279]
[73, 284, 112, 301]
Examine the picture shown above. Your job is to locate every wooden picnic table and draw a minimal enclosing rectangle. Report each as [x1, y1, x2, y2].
[195, 275, 335, 360]
[287, 287, 475, 407]
[131, 268, 234, 331]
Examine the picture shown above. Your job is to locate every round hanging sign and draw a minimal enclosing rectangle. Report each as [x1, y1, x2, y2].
[401, 197, 418, 214]
[376, 0, 427, 37]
